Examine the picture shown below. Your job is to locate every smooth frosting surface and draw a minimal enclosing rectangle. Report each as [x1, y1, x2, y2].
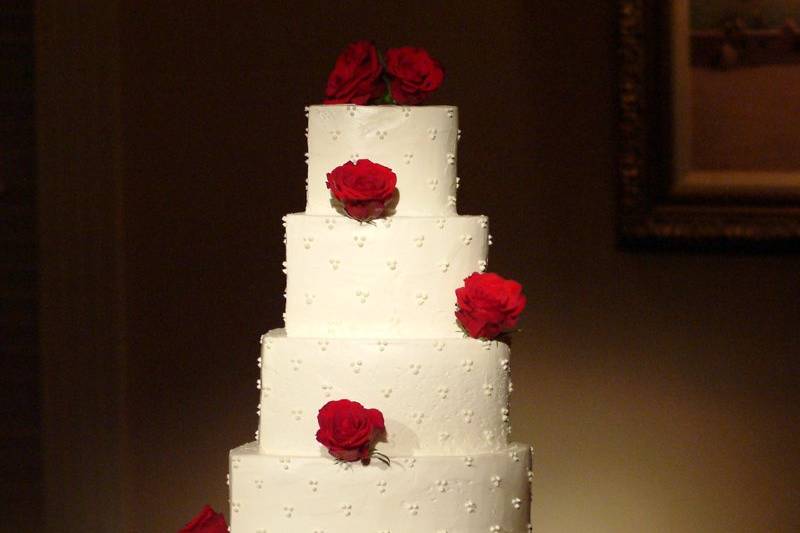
[258, 330, 512, 455]
[283, 213, 489, 338]
[306, 104, 459, 216]
[230, 441, 532, 533]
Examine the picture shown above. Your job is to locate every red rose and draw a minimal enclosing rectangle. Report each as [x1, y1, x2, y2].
[324, 40, 385, 105]
[179, 505, 227, 533]
[326, 159, 398, 221]
[385, 46, 444, 105]
[316, 399, 386, 462]
[455, 272, 527, 339]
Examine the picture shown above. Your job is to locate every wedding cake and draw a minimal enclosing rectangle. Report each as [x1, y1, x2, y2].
[225, 42, 532, 533]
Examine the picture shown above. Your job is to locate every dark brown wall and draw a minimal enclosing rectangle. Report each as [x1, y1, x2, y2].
[1, 2, 41, 531]
[37, 1, 800, 532]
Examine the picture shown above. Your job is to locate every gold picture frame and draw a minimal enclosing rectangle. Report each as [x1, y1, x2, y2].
[617, 0, 800, 250]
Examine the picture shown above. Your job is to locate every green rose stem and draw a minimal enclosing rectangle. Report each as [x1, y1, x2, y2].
[374, 47, 396, 105]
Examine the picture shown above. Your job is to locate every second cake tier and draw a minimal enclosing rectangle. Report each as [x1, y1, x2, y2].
[258, 330, 513, 455]
[284, 213, 489, 338]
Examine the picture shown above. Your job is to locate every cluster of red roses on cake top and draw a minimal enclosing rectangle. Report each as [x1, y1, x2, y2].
[324, 40, 444, 105]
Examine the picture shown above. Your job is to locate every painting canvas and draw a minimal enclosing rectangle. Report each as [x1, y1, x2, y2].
[673, 0, 800, 197]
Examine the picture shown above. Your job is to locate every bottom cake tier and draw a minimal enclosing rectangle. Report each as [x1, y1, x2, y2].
[229, 441, 532, 533]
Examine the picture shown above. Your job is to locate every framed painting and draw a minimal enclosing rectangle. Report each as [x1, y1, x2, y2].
[617, 0, 800, 250]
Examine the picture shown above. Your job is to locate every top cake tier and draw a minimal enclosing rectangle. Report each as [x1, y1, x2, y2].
[306, 105, 459, 216]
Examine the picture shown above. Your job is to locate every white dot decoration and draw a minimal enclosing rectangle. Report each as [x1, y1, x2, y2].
[381, 387, 392, 398]
[283, 505, 294, 518]
[309, 479, 319, 492]
[446, 153, 456, 165]
[377, 480, 388, 493]
[231, 502, 240, 513]
[428, 177, 439, 190]
[405, 458, 416, 469]
[403, 153, 414, 164]
[462, 409, 474, 423]
[439, 431, 450, 441]
[304, 152, 309, 165]
[408, 363, 422, 375]
[321, 384, 332, 397]
[512, 497, 522, 509]
[447, 195, 457, 206]
[291, 409, 303, 421]
[510, 450, 520, 462]
[464, 500, 477, 513]
[375, 129, 387, 140]
[484, 429, 495, 441]
[478, 215, 489, 228]
[447, 107, 455, 118]
[433, 340, 446, 351]
[405, 503, 420, 515]
[318, 339, 329, 351]
[436, 479, 449, 492]
[478, 259, 488, 272]
[439, 261, 450, 272]
[436, 217, 446, 229]
[303, 236, 314, 249]
[324, 217, 336, 230]
[437, 386, 449, 399]
[346, 104, 356, 116]
[461, 234, 473, 245]
[279, 457, 291, 470]
[349, 152, 360, 163]
[350, 360, 363, 373]
[411, 411, 424, 424]
[490, 526, 501, 533]
[415, 292, 428, 306]
[427, 127, 438, 140]
[528, 469, 534, 482]
[501, 407, 510, 422]
[457, 128, 462, 141]
[356, 289, 369, 303]
[500, 359, 510, 372]
[290, 358, 302, 371]
[377, 340, 388, 351]
[464, 456, 474, 467]
[491, 475, 502, 487]
[330, 129, 341, 140]
[304, 293, 315, 305]
[353, 235, 366, 247]
[461, 359, 474, 372]
[386, 259, 398, 271]
[341, 503, 352, 516]
[401, 105, 411, 117]
[413, 235, 425, 247]
[483, 383, 494, 396]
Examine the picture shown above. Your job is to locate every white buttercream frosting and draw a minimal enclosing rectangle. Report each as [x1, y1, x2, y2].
[230, 105, 532, 532]
[283, 213, 488, 338]
[258, 330, 512, 455]
[230, 441, 531, 533]
[306, 105, 459, 216]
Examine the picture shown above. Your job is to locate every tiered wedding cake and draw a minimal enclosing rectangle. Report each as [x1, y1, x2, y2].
[227, 43, 531, 533]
